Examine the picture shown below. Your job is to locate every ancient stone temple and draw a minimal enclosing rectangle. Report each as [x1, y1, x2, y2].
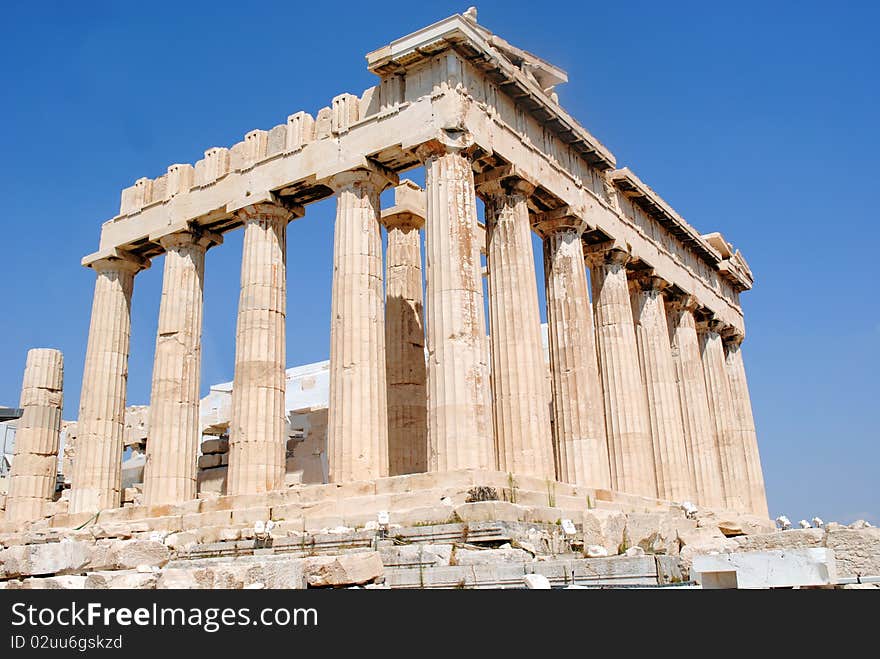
[6, 9, 770, 539]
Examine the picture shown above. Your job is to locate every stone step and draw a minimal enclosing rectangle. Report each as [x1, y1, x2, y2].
[384, 555, 683, 589]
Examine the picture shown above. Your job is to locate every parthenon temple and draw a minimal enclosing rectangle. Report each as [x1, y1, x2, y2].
[4, 9, 768, 532]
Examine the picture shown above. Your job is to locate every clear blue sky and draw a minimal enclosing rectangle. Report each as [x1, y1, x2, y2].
[1, 1, 876, 524]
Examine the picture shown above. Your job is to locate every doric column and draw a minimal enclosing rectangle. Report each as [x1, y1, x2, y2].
[698, 317, 749, 512]
[665, 295, 724, 507]
[5, 349, 63, 522]
[227, 201, 295, 495]
[534, 210, 609, 488]
[586, 246, 657, 498]
[723, 332, 769, 517]
[630, 275, 693, 502]
[381, 181, 427, 476]
[70, 254, 148, 513]
[327, 167, 393, 483]
[143, 229, 221, 506]
[416, 137, 493, 472]
[479, 176, 553, 479]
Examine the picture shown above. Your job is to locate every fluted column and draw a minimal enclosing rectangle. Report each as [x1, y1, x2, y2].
[480, 178, 553, 479]
[327, 168, 392, 483]
[534, 212, 609, 488]
[227, 202, 293, 495]
[724, 332, 769, 517]
[586, 247, 656, 498]
[630, 275, 693, 502]
[416, 138, 493, 472]
[699, 317, 749, 511]
[70, 255, 147, 513]
[381, 185, 427, 476]
[143, 229, 220, 506]
[5, 349, 63, 522]
[665, 295, 724, 507]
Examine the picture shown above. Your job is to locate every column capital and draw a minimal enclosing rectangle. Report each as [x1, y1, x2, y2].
[696, 315, 725, 335]
[381, 180, 425, 231]
[414, 130, 478, 162]
[327, 162, 398, 193]
[721, 327, 745, 346]
[227, 190, 304, 222]
[583, 241, 631, 268]
[85, 250, 150, 275]
[381, 210, 424, 231]
[473, 165, 537, 200]
[665, 291, 701, 314]
[532, 206, 589, 238]
[156, 226, 223, 252]
[629, 272, 670, 293]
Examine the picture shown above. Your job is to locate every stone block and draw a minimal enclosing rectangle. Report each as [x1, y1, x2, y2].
[388, 506, 459, 527]
[198, 454, 226, 469]
[164, 531, 200, 551]
[231, 507, 271, 525]
[453, 547, 533, 566]
[303, 516, 345, 532]
[824, 527, 880, 578]
[453, 501, 526, 523]
[624, 512, 695, 555]
[380, 544, 453, 568]
[258, 558, 306, 589]
[12, 575, 88, 589]
[156, 567, 215, 589]
[524, 506, 564, 525]
[582, 510, 627, 556]
[104, 539, 170, 570]
[734, 528, 824, 552]
[85, 570, 158, 589]
[197, 466, 227, 494]
[182, 510, 232, 530]
[270, 503, 305, 521]
[0, 540, 92, 578]
[693, 548, 838, 589]
[304, 551, 383, 587]
[201, 438, 229, 455]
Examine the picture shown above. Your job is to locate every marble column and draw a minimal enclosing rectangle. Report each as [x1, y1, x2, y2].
[327, 169, 391, 483]
[416, 138, 493, 472]
[381, 189, 427, 476]
[586, 247, 656, 498]
[481, 178, 554, 479]
[143, 229, 220, 506]
[227, 202, 293, 495]
[665, 295, 724, 507]
[699, 317, 749, 512]
[5, 349, 63, 522]
[724, 332, 769, 517]
[534, 212, 609, 488]
[70, 255, 147, 513]
[630, 275, 693, 502]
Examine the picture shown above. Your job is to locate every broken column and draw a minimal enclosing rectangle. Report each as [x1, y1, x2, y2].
[327, 168, 392, 482]
[586, 246, 657, 498]
[699, 317, 749, 512]
[665, 294, 724, 508]
[416, 137, 493, 472]
[480, 176, 554, 479]
[143, 229, 221, 506]
[4, 349, 63, 523]
[70, 254, 148, 513]
[534, 210, 609, 488]
[723, 331, 769, 517]
[227, 202, 294, 495]
[381, 180, 427, 476]
[630, 274, 693, 502]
